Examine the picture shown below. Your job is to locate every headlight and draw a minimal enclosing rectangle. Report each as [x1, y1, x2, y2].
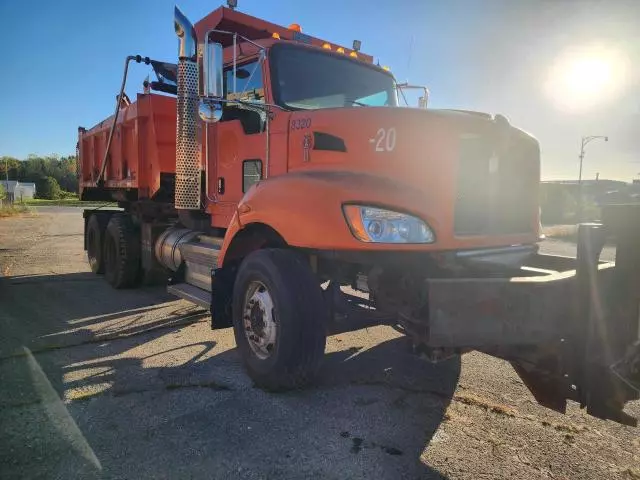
[343, 205, 435, 244]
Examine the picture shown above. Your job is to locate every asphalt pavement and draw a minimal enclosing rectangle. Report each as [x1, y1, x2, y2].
[0, 207, 637, 479]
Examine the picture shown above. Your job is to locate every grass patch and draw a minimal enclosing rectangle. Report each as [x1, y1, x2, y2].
[453, 392, 517, 417]
[0, 203, 34, 218]
[24, 198, 115, 208]
[542, 223, 617, 246]
[540, 419, 587, 433]
[625, 467, 640, 479]
[542, 224, 578, 239]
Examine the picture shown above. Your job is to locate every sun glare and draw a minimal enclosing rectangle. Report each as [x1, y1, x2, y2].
[545, 44, 629, 113]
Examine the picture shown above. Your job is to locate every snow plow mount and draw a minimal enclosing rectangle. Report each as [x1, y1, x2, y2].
[409, 204, 640, 426]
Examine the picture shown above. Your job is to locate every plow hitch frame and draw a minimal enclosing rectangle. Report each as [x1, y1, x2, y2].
[416, 204, 640, 425]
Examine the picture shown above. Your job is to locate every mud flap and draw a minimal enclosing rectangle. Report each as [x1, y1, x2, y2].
[210, 265, 235, 329]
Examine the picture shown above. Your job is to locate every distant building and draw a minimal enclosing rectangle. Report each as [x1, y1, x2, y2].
[0, 180, 36, 202]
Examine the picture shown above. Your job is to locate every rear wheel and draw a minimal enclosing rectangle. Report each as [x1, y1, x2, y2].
[86, 214, 107, 274]
[232, 249, 328, 390]
[104, 214, 141, 289]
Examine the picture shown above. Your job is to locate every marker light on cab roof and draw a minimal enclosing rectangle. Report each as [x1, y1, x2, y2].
[336, 47, 345, 54]
[272, 32, 280, 39]
[288, 23, 302, 32]
[322, 43, 331, 50]
[349, 51, 357, 58]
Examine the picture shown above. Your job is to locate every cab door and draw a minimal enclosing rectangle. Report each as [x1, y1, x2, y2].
[208, 58, 267, 228]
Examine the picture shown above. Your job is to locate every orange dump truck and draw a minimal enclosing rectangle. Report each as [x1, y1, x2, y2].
[78, 3, 640, 425]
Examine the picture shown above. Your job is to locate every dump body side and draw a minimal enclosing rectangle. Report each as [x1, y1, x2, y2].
[78, 93, 177, 202]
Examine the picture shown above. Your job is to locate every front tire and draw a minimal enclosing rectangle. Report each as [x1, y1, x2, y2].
[103, 214, 141, 289]
[232, 249, 328, 390]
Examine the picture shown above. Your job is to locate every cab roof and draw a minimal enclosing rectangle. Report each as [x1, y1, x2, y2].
[194, 6, 373, 63]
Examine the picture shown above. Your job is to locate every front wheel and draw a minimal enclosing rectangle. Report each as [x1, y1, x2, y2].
[232, 249, 328, 390]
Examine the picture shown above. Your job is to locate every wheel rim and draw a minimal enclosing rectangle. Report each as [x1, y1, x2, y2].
[242, 280, 277, 360]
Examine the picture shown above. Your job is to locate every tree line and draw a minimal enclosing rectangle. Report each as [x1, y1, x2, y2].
[1, 155, 78, 199]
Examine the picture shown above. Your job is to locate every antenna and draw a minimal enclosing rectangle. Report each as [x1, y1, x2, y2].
[406, 35, 414, 76]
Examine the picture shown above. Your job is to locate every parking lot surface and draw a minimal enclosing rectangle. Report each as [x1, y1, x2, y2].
[1, 207, 637, 479]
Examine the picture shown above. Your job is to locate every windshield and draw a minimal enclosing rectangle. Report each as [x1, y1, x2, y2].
[270, 43, 397, 110]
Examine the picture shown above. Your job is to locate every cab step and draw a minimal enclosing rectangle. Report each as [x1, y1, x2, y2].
[167, 282, 210, 309]
[179, 241, 221, 292]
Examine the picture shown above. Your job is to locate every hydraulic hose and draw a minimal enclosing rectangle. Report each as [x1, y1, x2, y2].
[96, 55, 150, 187]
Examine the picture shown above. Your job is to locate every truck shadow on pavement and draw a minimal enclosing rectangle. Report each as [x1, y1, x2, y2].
[1, 272, 457, 479]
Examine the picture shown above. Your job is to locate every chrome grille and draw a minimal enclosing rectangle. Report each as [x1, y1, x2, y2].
[175, 59, 201, 210]
[454, 134, 538, 236]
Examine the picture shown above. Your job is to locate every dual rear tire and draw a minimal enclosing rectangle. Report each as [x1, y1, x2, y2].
[87, 213, 141, 289]
[86, 214, 107, 274]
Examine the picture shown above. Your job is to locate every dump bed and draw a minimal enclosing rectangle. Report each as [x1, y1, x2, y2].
[78, 93, 177, 201]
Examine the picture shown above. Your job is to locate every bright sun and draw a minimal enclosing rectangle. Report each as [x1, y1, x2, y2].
[545, 44, 628, 112]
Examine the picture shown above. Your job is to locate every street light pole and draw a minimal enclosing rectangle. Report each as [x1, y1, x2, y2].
[577, 135, 608, 222]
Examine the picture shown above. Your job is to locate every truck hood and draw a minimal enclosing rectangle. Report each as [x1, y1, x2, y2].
[286, 107, 540, 243]
[287, 106, 531, 181]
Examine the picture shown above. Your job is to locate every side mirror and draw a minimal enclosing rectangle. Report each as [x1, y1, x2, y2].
[199, 40, 224, 123]
[203, 41, 224, 99]
[199, 102, 223, 122]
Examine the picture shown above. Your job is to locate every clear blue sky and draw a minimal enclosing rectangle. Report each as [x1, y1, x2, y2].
[0, 0, 638, 180]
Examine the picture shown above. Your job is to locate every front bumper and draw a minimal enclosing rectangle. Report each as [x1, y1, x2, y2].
[424, 261, 587, 348]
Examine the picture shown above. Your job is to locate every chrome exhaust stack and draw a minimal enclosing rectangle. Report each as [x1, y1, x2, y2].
[174, 6, 196, 60]
[174, 6, 201, 210]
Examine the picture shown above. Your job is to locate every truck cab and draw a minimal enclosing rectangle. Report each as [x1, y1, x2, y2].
[194, 9, 540, 259]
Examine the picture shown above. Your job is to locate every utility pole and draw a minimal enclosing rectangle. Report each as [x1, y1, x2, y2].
[577, 135, 608, 222]
[4, 157, 8, 205]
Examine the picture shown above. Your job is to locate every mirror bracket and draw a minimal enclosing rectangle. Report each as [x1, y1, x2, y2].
[199, 30, 274, 123]
[396, 82, 430, 109]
